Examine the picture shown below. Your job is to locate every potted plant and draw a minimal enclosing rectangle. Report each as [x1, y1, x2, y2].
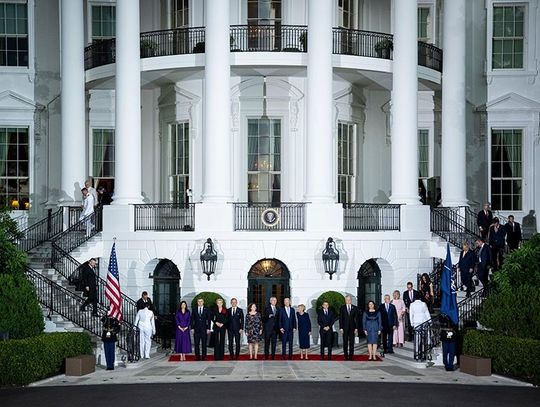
[140, 39, 158, 57]
[299, 31, 307, 52]
[374, 38, 393, 59]
[193, 41, 205, 53]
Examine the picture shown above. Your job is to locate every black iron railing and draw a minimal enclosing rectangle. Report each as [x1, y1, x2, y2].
[51, 207, 103, 254]
[25, 266, 140, 361]
[16, 208, 63, 252]
[140, 26, 206, 57]
[333, 28, 393, 59]
[84, 38, 116, 70]
[230, 24, 307, 52]
[431, 207, 480, 248]
[134, 203, 195, 231]
[417, 259, 461, 309]
[418, 41, 443, 72]
[233, 202, 306, 231]
[343, 203, 401, 231]
[67, 206, 83, 228]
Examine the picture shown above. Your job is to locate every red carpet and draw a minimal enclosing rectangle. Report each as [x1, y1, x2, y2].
[168, 354, 382, 362]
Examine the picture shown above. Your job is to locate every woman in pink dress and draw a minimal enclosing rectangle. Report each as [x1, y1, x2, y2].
[392, 290, 405, 347]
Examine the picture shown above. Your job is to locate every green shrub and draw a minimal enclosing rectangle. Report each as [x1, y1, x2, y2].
[316, 291, 345, 319]
[0, 273, 44, 339]
[191, 291, 225, 311]
[0, 332, 93, 386]
[0, 233, 26, 275]
[463, 329, 540, 385]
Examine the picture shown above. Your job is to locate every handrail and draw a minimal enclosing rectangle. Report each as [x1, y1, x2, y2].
[133, 203, 196, 231]
[16, 208, 64, 252]
[431, 207, 480, 248]
[25, 266, 140, 361]
[233, 202, 306, 231]
[343, 203, 401, 231]
[51, 207, 103, 254]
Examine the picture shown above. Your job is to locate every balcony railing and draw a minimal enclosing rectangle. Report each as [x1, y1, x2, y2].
[343, 203, 401, 231]
[16, 208, 63, 252]
[233, 202, 306, 231]
[84, 26, 442, 72]
[134, 203, 195, 231]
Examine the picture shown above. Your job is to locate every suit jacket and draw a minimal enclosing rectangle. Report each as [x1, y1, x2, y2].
[339, 304, 360, 332]
[211, 308, 229, 331]
[317, 309, 335, 333]
[488, 225, 506, 247]
[263, 305, 280, 333]
[80, 263, 97, 292]
[477, 209, 493, 231]
[227, 307, 244, 332]
[278, 306, 297, 333]
[378, 303, 398, 329]
[505, 221, 522, 247]
[191, 306, 211, 332]
[458, 249, 476, 272]
[402, 289, 421, 309]
[476, 244, 491, 275]
[136, 297, 153, 311]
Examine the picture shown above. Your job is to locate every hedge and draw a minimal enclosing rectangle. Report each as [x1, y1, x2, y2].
[463, 329, 540, 385]
[191, 291, 225, 310]
[0, 332, 93, 386]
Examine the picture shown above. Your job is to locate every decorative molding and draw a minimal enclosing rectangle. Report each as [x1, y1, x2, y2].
[381, 100, 392, 146]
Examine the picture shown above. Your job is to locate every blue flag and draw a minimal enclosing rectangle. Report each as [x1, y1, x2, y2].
[440, 243, 459, 325]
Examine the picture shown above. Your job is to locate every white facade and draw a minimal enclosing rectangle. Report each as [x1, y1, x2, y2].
[2, 0, 539, 315]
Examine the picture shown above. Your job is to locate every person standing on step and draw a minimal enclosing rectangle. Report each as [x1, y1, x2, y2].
[79, 258, 98, 316]
[378, 294, 398, 355]
[317, 300, 334, 360]
[477, 202, 493, 240]
[79, 187, 95, 237]
[339, 295, 360, 361]
[263, 296, 279, 360]
[475, 237, 491, 294]
[505, 215, 522, 252]
[488, 217, 506, 272]
[101, 309, 121, 370]
[227, 297, 244, 360]
[403, 281, 421, 341]
[85, 178, 99, 208]
[191, 297, 211, 361]
[457, 242, 476, 297]
[136, 291, 154, 311]
[279, 297, 296, 360]
[135, 302, 156, 359]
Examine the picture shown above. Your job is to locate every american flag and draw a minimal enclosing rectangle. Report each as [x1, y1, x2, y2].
[105, 242, 122, 321]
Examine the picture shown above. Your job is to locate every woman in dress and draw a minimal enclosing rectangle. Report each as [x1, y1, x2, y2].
[211, 298, 229, 361]
[392, 290, 405, 348]
[175, 300, 192, 360]
[296, 304, 311, 360]
[457, 241, 476, 297]
[362, 300, 382, 361]
[245, 303, 263, 359]
[420, 273, 435, 313]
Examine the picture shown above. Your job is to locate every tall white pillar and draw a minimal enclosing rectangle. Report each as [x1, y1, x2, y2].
[202, 0, 232, 203]
[113, 0, 143, 205]
[60, 0, 85, 203]
[441, 0, 468, 207]
[390, 0, 420, 205]
[305, 0, 334, 203]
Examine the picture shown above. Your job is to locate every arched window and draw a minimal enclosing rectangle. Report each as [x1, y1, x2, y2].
[247, 258, 290, 312]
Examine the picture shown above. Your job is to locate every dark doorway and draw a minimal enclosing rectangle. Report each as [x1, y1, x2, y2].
[357, 259, 382, 312]
[152, 259, 181, 349]
[247, 258, 290, 312]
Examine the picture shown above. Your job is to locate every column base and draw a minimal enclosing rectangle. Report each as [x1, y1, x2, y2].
[389, 194, 422, 206]
[305, 202, 343, 232]
[195, 202, 233, 232]
[102, 205, 134, 234]
[111, 195, 143, 206]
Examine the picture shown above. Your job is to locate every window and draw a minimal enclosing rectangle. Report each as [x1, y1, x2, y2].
[337, 0, 356, 29]
[247, 0, 281, 25]
[491, 129, 522, 211]
[247, 118, 281, 204]
[170, 123, 189, 203]
[492, 5, 524, 69]
[91, 5, 115, 41]
[92, 129, 115, 193]
[0, 2, 28, 67]
[417, 7, 431, 43]
[171, 0, 189, 28]
[338, 122, 355, 204]
[0, 127, 29, 209]
[418, 129, 429, 178]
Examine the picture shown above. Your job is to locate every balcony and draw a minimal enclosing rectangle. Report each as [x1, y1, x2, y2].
[343, 203, 401, 231]
[133, 203, 195, 231]
[233, 202, 306, 231]
[84, 25, 442, 72]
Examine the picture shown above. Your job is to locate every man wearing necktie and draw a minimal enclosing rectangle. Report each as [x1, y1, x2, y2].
[227, 297, 244, 360]
[317, 300, 335, 360]
[263, 297, 280, 359]
[402, 282, 420, 341]
[378, 294, 398, 354]
[339, 295, 360, 360]
[190, 298, 211, 360]
[278, 297, 296, 360]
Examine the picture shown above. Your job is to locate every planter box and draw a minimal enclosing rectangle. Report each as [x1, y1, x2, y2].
[65, 354, 96, 376]
[459, 354, 491, 376]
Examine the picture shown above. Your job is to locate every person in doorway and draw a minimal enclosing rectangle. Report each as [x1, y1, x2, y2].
[85, 178, 99, 208]
[339, 295, 360, 361]
[278, 297, 296, 360]
[79, 258, 98, 316]
[317, 300, 334, 360]
[296, 304, 311, 360]
[263, 297, 279, 360]
[191, 297, 211, 361]
[363, 300, 382, 361]
[227, 298, 244, 360]
[378, 294, 398, 354]
[101, 309, 121, 370]
[135, 302, 156, 359]
[97, 186, 113, 206]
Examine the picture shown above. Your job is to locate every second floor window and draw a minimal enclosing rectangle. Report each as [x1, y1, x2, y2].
[92, 5, 115, 42]
[171, 0, 189, 28]
[417, 7, 431, 43]
[492, 5, 524, 69]
[337, 0, 357, 29]
[491, 129, 522, 211]
[0, 2, 28, 67]
[338, 122, 355, 204]
[248, 0, 281, 26]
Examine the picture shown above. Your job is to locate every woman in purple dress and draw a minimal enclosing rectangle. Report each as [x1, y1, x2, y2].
[175, 301, 192, 360]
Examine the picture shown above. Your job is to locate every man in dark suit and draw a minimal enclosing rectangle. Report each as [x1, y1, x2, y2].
[79, 258, 98, 316]
[476, 237, 491, 294]
[477, 202, 493, 240]
[227, 297, 244, 360]
[278, 297, 296, 360]
[191, 297, 211, 360]
[403, 281, 421, 341]
[505, 215, 522, 251]
[317, 300, 335, 360]
[378, 294, 398, 354]
[263, 296, 279, 359]
[339, 295, 360, 360]
[136, 291, 153, 311]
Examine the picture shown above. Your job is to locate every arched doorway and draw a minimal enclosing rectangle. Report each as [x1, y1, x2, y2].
[357, 259, 382, 312]
[152, 259, 181, 348]
[247, 258, 290, 312]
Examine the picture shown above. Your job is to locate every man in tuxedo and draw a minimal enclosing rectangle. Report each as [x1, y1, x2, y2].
[191, 298, 211, 360]
[317, 300, 335, 360]
[476, 237, 491, 294]
[79, 258, 98, 316]
[136, 291, 153, 311]
[403, 281, 421, 341]
[263, 297, 279, 359]
[339, 295, 359, 360]
[378, 294, 398, 354]
[505, 215, 522, 251]
[477, 202, 493, 240]
[278, 297, 296, 360]
[227, 297, 244, 360]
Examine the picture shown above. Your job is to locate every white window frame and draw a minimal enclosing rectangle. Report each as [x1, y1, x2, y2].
[90, 127, 115, 180]
[491, 3, 525, 70]
[417, 4, 433, 44]
[171, 0, 189, 28]
[86, 0, 115, 44]
[336, 0, 358, 29]
[169, 122, 190, 203]
[0, 0, 33, 74]
[337, 121, 356, 204]
[0, 126, 30, 209]
[418, 128, 430, 179]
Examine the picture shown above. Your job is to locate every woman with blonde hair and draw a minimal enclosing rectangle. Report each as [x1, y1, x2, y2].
[296, 304, 311, 359]
[391, 290, 405, 347]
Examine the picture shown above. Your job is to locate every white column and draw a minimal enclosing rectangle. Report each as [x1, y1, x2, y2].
[113, 0, 142, 205]
[60, 0, 85, 204]
[305, 0, 334, 203]
[389, 0, 420, 205]
[441, 0, 468, 207]
[202, 0, 232, 203]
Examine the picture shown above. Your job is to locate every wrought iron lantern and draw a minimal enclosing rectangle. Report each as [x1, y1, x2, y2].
[200, 238, 218, 280]
[322, 237, 339, 279]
